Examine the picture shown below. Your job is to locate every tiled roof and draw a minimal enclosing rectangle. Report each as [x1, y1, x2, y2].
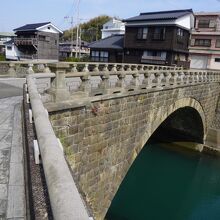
[88, 35, 124, 50]
[124, 9, 193, 22]
[14, 22, 51, 31]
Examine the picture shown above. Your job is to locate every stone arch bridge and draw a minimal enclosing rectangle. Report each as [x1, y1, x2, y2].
[4, 61, 220, 220]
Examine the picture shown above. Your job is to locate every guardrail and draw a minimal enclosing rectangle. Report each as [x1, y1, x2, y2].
[26, 73, 90, 220]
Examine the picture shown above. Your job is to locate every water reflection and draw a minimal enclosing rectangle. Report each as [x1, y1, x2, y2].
[105, 143, 220, 220]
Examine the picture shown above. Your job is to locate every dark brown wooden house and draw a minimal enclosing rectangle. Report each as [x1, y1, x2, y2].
[13, 22, 63, 60]
[123, 9, 194, 68]
[89, 9, 194, 68]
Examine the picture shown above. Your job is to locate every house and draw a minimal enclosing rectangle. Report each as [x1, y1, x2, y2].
[101, 18, 125, 39]
[0, 32, 16, 55]
[4, 40, 20, 60]
[89, 34, 124, 62]
[89, 9, 194, 68]
[123, 9, 194, 67]
[189, 12, 220, 70]
[5, 22, 63, 61]
[59, 40, 90, 60]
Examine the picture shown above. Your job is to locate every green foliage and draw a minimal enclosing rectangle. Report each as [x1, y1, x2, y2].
[64, 54, 90, 62]
[0, 54, 6, 61]
[62, 15, 111, 43]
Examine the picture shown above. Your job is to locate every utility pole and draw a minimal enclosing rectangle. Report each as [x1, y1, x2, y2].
[64, 16, 74, 57]
[75, 0, 80, 58]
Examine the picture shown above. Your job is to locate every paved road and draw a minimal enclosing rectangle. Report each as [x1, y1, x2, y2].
[0, 79, 25, 219]
[0, 79, 25, 99]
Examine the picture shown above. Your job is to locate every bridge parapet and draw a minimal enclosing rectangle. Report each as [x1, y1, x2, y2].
[43, 63, 220, 103]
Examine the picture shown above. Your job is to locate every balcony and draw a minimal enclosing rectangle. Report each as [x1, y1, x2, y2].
[14, 38, 37, 46]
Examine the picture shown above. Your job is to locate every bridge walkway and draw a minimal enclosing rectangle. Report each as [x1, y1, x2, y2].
[0, 79, 25, 219]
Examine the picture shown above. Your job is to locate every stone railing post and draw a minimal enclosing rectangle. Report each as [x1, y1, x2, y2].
[194, 71, 199, 83]
[131, 72, 140, 87]
[8, 62, 17, 77]
[48, 63, 70, 102]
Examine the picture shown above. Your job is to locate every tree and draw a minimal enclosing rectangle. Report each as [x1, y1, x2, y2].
[61, 15, 111, 43]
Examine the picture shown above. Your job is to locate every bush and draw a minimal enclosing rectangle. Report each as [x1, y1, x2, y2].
[0, 54, 6, 61]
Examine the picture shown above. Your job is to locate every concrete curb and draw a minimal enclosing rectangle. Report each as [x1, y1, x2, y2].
[27, 74, 90, 220]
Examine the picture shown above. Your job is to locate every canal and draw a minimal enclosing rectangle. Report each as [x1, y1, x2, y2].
[105, 143, 220, 220]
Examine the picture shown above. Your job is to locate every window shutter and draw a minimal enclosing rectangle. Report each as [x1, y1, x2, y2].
[191, 39, 195, 46]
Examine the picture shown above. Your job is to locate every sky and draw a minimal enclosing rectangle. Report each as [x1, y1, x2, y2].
[0, 0, 220, 32]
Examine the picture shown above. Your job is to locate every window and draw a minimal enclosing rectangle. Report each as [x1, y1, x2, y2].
[100, 51, 109, 62]
[194, 39, 211, 47]
[39, 35, 46, 41]
[177, 28, 184, 37]
[198, 20, 210, 28]
[7, 46, 12, 50]
[137, 28, 148, 40]
[215, 58, 220, 62]
[216, 39, 220, 48]
[91, 51, 108, 62]
[143, 51, 167, 60]
[153, 27, 166, 40]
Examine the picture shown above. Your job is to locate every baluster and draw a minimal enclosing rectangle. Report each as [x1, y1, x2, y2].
[27, 63, 34, 74]
[198, 72, 203, 83]
[82, 63, 89, 72]
[202, 72, 207, 83]
[192, 72, 198, 83]
[111, 64, 117, 72]
[43, 64, 51, 73]
[183, 71, 189, 84]
[154, 71, 163, 88]
[79, 74, 90, 96]
[176, 71, 183, 85]
[93, 64, 99, 72]
[116, 73, 126, 88]
[161, 71, 171, 87]
[8, 62, 16, 77]
[103, 64, 109, 72]
[71, 63, 78, 72]
[188, 71, 194, 84]
[126, 64, 132, 72]
[169, 71, 178, 86]
[141, 71, 152, 89]
[99, 73, 110, 91]
[131, 72, 140, 87]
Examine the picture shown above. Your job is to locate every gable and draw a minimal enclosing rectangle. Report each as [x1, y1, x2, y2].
[37, 24, 63, 34]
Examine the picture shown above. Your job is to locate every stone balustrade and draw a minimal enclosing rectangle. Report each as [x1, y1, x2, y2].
[44, 63, 220, 103]
[2, 61, 220, 103]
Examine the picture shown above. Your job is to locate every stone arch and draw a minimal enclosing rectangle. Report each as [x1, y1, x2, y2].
[104, 97, 206, 219]
[132, 97, 206, 160]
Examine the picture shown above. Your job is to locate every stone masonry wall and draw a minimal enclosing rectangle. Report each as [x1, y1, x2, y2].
[49, 83, 220, 220]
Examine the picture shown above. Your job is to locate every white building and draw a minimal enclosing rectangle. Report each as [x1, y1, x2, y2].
[0, 32, 16, 55]
[4, 40, 20, 60]
[101, 18, 125, 39]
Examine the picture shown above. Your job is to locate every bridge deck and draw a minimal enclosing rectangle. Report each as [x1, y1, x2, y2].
[0, 80, 25, 219]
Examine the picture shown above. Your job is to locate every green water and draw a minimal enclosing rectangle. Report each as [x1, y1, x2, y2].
[105, 144, 220, 220]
